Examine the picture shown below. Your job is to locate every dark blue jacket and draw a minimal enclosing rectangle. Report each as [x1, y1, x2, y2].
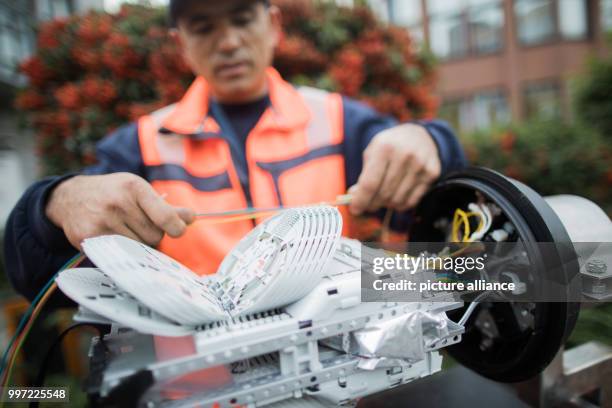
[3, 96, 466, 304]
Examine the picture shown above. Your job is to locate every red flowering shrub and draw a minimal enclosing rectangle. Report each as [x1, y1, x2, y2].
[16, 2, 436, 177]
[462, 121, 612, 215]
[273, 0, 437, 120]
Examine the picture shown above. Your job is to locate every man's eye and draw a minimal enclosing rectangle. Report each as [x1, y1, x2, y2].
[232, 14, 253, 27]
[192, 24, 213, 34]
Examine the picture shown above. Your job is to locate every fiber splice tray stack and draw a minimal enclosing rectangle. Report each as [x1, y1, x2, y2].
[56, 205, 464, 407]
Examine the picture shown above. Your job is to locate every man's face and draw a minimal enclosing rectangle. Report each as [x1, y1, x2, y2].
[174, 0, 281, 103]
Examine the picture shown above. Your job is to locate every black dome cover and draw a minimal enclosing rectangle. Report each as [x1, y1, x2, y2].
[409, 167, 580, 382]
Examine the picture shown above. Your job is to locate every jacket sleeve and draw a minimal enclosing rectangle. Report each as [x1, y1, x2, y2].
[3, 122, 143, 304]
[341, 96, 468, 230]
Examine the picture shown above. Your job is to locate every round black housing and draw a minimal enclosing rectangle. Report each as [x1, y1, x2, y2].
[409, 167, 581, 382]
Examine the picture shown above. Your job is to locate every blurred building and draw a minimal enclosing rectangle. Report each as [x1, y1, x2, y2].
[372, 0, 612, 133]
[0, 0, 103, 229]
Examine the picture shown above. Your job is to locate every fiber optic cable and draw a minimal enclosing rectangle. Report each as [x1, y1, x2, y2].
[0, 253, 84, 390]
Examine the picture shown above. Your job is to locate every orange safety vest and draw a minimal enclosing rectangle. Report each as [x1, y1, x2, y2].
[138, 68, 350, 275]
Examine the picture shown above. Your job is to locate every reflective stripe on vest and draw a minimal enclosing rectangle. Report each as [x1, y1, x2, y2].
[255, 86, 344, 207]
[138, 84, 348, 276]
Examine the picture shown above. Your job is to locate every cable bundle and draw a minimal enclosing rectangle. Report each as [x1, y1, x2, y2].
[0, 254, 85, 390]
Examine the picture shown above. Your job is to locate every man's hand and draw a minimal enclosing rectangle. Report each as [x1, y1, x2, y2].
[46, 173, 195, 249]
[349, 123, 441, 215]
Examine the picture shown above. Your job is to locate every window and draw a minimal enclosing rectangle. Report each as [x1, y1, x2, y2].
[514, 0, 588, 46]
[37, 0, 73, 21]
[0, 2, 35, 83]
[602, 0, 612, 32]
[514, 0, 556, 44]
[367, 0, 390, 22]
[429, 13, 467, 58]
[523, 81, 562, 120]
[439, 99, 463, 133]
[388, 0, 424, 43]
[558, 0, 588, 39]
[469, 5, 505, 54]
[51, 0, 71, 18]
[427, 0, 504, 60]
[440, 89, 510, 132]
[389, 0, 421, 26]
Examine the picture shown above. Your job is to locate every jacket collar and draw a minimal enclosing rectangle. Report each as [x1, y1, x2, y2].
[160, 67, 310, 137]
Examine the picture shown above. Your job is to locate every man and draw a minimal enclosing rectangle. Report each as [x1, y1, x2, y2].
[4, 0, 466, 302]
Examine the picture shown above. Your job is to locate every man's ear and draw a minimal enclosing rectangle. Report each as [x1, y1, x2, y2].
[268, 5, 283, 48]
[169, 28, 182, 47]
[170, 27, 197, 73]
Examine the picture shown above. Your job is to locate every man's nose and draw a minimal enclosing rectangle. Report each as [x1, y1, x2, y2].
[217, 24, 242, 54]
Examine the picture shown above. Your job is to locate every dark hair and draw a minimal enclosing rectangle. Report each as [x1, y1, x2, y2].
[169, 0, 270, 27]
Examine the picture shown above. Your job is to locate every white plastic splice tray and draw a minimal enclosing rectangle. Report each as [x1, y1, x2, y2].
[56, 205, 342, 334]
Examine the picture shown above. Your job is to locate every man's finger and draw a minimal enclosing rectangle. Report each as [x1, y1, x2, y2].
[116, 223, 143, 243]
[405, 182, 430, 210]
[350, 147, 390, 215]
[122, 203, 165, 246]
[66, 234, 85, 252]
[367, 153, 408, 212]
[103, 217, 142, 243]
[400, 160, 441, 210]
[389, 168, 419, 210]
[176, 207, 195, 225]
[135, 184, 187, 238]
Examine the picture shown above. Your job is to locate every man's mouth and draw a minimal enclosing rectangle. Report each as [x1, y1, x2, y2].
[215, 61, 250, 79]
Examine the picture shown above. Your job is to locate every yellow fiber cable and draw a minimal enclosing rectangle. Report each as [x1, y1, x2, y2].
[452, 208, 471, 242]
[193, 194, 353, 224]
[196, 211, 278, 225]
[465, 211, 485, 232]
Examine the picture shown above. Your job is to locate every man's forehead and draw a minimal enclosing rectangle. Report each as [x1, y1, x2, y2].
[179, 0, 261, 19]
